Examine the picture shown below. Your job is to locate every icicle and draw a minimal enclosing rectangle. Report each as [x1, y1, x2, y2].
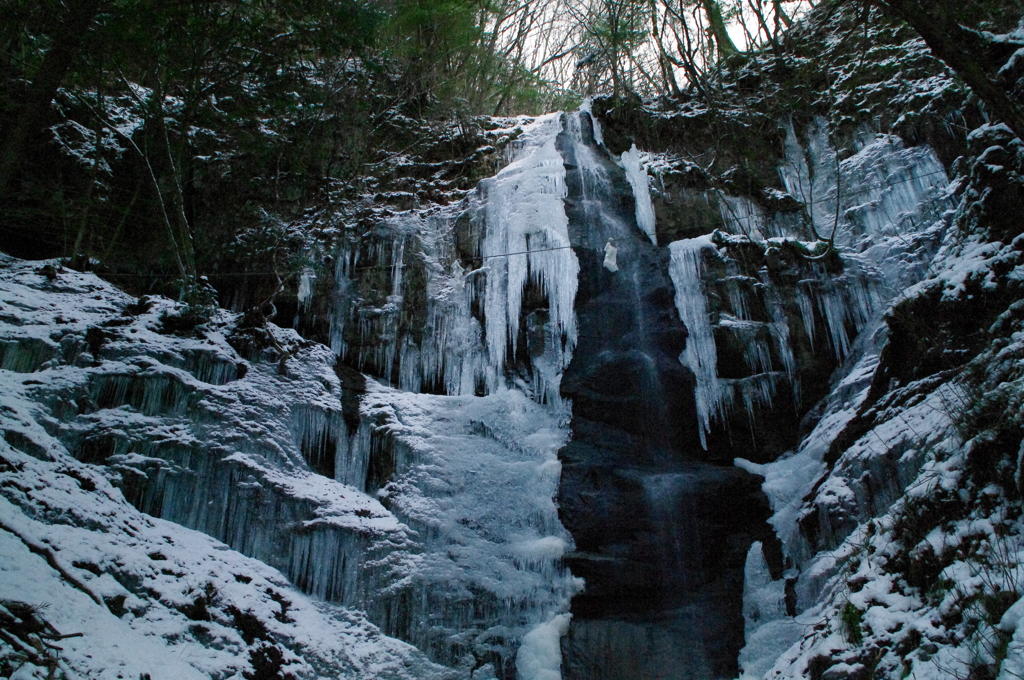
[0, 339, 58, 373]
[760, 270, 798, 404]
[579, 98, 605, 147]
[297, 267, 316, 310]
[621, 144, 658, 244]
[779, 117, 951, 247]
[668, 236, 723, 449]
[603, 240, 619, 272]
[330, 249, 354, 358]
[480, 113, 579, 395]
[780, 120, 812, 217]
[794, 260, 883, 362]
[795, 284, 817, 351]
[719, 195, 766, 240]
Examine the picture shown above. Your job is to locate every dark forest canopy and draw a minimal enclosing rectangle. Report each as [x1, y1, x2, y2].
[1, 0, 1023, 309]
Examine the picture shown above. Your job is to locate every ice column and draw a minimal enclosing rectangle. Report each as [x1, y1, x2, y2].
[779, 117, 951, 246]
[839, 132, 951, 240]
[669, 235, 723, 449]
[297, 268, 315, 310]
[479, 113, 579, 396]
[621, 144, 658, 244]
[779, 118, 839, 239]
[578, 97, 605, 147]
[719, 195, 767, 240]
[517, 613, 573, 680]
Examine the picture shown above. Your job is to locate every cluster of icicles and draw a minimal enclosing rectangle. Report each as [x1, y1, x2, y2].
[327, 111, 951, 448]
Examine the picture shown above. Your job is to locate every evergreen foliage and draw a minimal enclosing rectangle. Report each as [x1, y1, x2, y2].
[0, 0, 565, 295]
[3, 0, 1024, 314]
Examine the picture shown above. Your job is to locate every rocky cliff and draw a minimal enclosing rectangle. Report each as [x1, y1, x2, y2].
[3, 3, 1024, 680]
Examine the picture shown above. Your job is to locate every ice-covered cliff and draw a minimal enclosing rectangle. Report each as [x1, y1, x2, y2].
[0, 243, 578, 679]
[4, 5, 1024, 678]
[733, 122, 1024, 680]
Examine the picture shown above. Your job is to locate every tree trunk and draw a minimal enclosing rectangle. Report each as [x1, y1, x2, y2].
[701, 0, 739, 57]
[772, 0, 792, 30]
[876, 0, 1024, 141]
[0, 0, 105, 199]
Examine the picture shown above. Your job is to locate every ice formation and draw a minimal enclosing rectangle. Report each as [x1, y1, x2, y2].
[668, 235, 723, 449]
[297, 267, 315, 309]
[737, 543, 803, 680]
[684, 118, 953, 442]
[714, 118, 951, 248]
[718, 195, 768, 240]
[0, 95, 969, 678]
[621, 144, 658, 244]
[578, 97, 605, 147]
[603, 240, 619, 272]
[0, 254, 578, 676]
[0, 262, 447, 680]
[478, 113, 579, 403]
[776, 117, 951, 245]
[732, 126, 964, 675]
[355, 380, 581, 667]
[779, 118, 839, 239]
[327, 114, 578, 407]
[517, 613, 573, 680]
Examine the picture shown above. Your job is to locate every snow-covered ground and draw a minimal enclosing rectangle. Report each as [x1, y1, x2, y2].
[0, 254, 577, 679]
[0, 256, 450, 679]
[732, 120, 1024, 678]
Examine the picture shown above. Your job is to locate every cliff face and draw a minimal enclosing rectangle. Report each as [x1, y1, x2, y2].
[3, 4, 1024, 680]
[0, 257, 452, 680]
[737, 124, 1024, 680]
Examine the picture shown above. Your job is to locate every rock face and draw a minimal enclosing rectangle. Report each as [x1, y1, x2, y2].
[0, 93, 979, 680]
[555, 111, 776, 680]
[5, 17, 1023, 674]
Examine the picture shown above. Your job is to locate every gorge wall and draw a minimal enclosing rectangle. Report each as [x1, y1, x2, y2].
[4, 4, 1024, 680]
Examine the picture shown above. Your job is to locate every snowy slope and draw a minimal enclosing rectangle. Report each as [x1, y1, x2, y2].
[0, 252, 578, 679]
[737, 123, 1024, 679]
[0, 254, 454, 679]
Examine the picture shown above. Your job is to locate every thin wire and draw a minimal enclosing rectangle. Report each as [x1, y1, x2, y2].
[0, 164, 954, 278]
[64, 238, 626, 278]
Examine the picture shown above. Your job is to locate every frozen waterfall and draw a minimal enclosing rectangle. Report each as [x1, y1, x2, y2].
[669, 235, 723, 449]
[621, 144, 658, 245]
[478, 113, 579, 404]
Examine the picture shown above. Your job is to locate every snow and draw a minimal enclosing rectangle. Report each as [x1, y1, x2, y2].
[0, 388, 447, 680]
[0, 253, 577, 677]
[516, 613, 572, 680]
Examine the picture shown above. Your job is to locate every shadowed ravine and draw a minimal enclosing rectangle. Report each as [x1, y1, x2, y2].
[555, 111, 778, 680]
